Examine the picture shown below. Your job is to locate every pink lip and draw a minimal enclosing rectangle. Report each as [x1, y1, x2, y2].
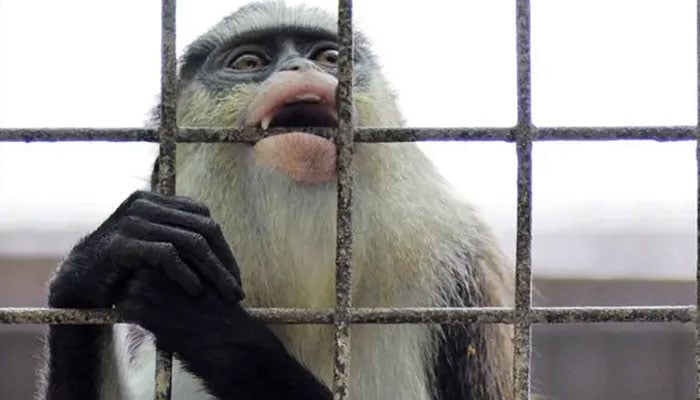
[244, 70, 338, 128]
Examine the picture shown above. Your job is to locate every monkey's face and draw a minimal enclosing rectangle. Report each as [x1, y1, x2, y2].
[176, 25, 384, 185]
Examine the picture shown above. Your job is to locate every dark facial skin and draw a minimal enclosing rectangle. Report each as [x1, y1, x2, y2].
[180, 28, 375, 101]
[41, 30, 343, 400]
[201, 32, 341, 86]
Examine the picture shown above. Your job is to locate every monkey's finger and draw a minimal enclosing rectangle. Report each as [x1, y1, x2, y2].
[121, 217, 243, 301]
[117, 269, 162, 326]
[138, 191, 211, 217]
[107, 191, 211, 228]
[149, 241, 204, 297]
[109, 236, 203, 297]
[125, 199, 242, 286]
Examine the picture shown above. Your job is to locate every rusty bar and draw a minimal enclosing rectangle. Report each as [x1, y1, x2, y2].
[514, 0, 533, 399]
[2, 306, 695, 325]
[178, 126, 696, 143]
[176, 127, 515, 143]
[0, 128, 159, 142]
[2, 126, 699, 143]
[153, 0, 177, 398]
[332, 0, 355, 399]
[534, 126, 697, 141]
[529, 306, 695, 324]
[157, 0, 178, 197]
[696, 1, 700, 399]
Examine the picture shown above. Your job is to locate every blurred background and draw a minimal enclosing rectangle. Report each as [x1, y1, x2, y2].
[0, 0, 697, 399]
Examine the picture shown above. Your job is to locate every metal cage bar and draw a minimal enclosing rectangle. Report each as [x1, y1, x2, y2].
[153, 0, 178, 398]
[0, 1, 699, 400]
[0, 306, 695, 325]
[695, 1, 700, 399]
[332, 1, 355, 399]
[3, 126, 699, 143]
[513, 1, 533, 398]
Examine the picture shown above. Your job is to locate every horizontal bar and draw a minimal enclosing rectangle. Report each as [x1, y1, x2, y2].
[1, 126, 696, 143]
[0, 128, 159, 142]
[0, 127, 511, 143]
[0, 306, 693, 325]
[180, 127, 515, 143]
[535, 126, 698, 141]
[529, 305, 695, 323]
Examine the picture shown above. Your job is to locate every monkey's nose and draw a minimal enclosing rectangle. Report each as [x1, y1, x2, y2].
[279, 58, 317, 72]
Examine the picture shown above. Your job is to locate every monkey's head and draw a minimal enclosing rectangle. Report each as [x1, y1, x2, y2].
[174, 1, 404, 185]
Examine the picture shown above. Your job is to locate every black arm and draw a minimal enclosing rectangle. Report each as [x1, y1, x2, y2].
[42, 190, 330, 400]
[41, 239, 118, 400]
[118, 264, 332, 400]
[42, 325, 109, 400]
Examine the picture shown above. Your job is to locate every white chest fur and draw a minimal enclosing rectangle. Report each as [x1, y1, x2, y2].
[115, 142, 481, 400]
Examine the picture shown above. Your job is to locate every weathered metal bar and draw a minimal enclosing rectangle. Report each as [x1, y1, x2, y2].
[332, 0, 355, 399]
[514, 0, 533, 399]
[2, 306, 695, 325]
[529, 306, 695, 324]
[154, 0, 177, 398]
[2, 126, 698, 143]
[695, 1, 700, 399]
[175, 127, 515, 143]
[534, 126, 697, 141]
[0, 128, 159, 142]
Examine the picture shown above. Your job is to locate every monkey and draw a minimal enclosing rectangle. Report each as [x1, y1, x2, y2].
[38, 2, 514, 400]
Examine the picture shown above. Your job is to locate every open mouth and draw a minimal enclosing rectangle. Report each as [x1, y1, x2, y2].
[258, 94, 338, 130]
[267, 100, 338, 129]
[245, 69, 339, 131]
[248, 75, 339, 184]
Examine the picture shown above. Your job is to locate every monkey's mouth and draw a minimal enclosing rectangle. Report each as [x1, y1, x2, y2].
[253, 99, 339, 185]
[246, 70, 339, 185]
[263, 101, 338, 130]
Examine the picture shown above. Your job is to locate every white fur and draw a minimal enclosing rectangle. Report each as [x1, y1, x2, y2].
[101, 142, 500, 400]
[104, 141, 504, 400]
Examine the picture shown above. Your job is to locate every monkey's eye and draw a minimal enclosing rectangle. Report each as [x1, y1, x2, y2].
[314, 48, 338, 67]
[228, 53, 267, 71]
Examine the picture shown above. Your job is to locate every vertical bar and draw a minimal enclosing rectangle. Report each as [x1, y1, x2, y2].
[158, 0, 177, 195]
[695, 1, 700, 399]
[155, 0, 177, 399]
[514, 0, 533, 399]
[333, 0, 355, 399]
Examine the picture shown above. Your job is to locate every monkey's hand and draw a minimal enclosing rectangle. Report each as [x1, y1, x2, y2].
[42, 190, 243, 400]
[117, 267, 332, 400]
[48, 190, 243, 309]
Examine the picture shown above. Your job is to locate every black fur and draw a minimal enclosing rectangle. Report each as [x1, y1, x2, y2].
[42, 325, 109, 400]
[431, 272, 488, 400]
[119, 265, 331, 400]
[43, 190, 331, 400]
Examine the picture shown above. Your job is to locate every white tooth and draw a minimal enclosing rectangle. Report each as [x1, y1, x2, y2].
[261, 115, 272, 130]
[295, 93, 321, 102]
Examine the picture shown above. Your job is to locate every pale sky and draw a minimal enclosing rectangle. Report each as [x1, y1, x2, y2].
[0, 0, 697, 279]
